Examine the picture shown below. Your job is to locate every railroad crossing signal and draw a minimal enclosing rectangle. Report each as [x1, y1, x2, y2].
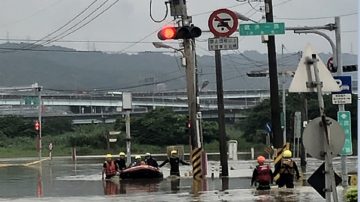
[157, 25, 202, 40]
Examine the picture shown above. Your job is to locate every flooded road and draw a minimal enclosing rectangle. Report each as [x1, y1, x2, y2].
[0, 157, 356, 201]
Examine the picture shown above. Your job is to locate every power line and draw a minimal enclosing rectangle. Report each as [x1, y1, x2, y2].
[275, 12, 357, 20]
[149, 0, 168, 23]
[0, 47, 174, 54]
[0, 0, 101, 54]
[0, 38, 179, 44]
[32, 0, 99, 47]
[40, 0, 118, 46]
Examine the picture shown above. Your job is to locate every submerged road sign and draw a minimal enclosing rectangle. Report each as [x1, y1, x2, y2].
[289, 44, 341, 93]
[338, 111, 353, 155]
[303, 117, 345, 160]
[208, 37, 238, 51]
[308, 162, 342, 199]
[208, 9, 238, 37]
[332, 76, 352, 104]
[239, 22, 285, 36]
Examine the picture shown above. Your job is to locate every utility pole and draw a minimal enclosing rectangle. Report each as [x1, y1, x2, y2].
[335, 16, 348, 187]
[37, 85, 42, 160]
[264, 0, 282, 148]
[164, 0, 203, 182]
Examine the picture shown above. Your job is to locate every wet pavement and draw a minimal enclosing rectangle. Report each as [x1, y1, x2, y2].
[0, 156, 356, 201]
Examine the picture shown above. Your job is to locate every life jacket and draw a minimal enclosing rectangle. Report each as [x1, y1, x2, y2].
[280, 159, 294, 174]
[256, 165, 271, 184]
[105, 161, 117, 176]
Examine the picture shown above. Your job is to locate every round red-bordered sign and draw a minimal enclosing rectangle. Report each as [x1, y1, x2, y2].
[208, 8, 239, 37]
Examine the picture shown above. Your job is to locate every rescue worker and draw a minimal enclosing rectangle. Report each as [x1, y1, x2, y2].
[115, 152, 127, 171]
[274, 149, 300, 188]
[102, 154, 118, 180]
[251, 155, 273, 190]
[159, 150, 190, 176]
[130, 155, 143, 167]
[144, 152, 159, 168]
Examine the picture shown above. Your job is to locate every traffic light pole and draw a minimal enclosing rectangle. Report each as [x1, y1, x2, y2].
[183, 38, 199, 149]
[37, 86, 42, 160]
[264, 0, 282, 149]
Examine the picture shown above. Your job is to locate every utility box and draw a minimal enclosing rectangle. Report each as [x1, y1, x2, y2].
[169, 0, 187, 17]
[228, 140, 238, 160]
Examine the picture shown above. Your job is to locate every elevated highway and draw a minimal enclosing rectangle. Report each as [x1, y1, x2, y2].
[0, 89, 270, 123]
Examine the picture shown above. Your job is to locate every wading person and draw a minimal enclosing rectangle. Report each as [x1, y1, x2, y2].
[115, 152, 127, 171]
[274, 150, 300, 188]
[144, 153, 159, 168]
[159, 150, 190, 177]
[102, 154, 118, 180]
[251, 155, 273, 190]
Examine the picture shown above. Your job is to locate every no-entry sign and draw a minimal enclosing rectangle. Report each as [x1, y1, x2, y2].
[208, 9, 238, 37]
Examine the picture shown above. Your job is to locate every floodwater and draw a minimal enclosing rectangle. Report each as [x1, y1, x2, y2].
[0, 156, 356, 201]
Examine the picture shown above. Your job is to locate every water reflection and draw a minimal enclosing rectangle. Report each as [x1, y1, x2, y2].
[103, 180, 119, 195]
[118, 178, 163, 195]
[170, 178, 180, 192]
[0, 157, 352, 200]
[36, 165, 43, 197]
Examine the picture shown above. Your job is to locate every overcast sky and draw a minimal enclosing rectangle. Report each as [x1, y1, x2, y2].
[0, 0, 357, 55]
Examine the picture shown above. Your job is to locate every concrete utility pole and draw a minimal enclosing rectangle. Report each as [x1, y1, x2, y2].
[37, 85, 42, 160]
[264, 0, 282, 148]
[170, 0, 200, 149]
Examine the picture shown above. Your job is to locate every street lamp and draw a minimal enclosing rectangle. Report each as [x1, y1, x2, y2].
[152, 42, 186, 66]
[152, 42, 184, 52]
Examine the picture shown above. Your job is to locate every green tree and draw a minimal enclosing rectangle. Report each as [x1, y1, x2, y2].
[114, 107, 219, 146]
[42, 117, 73, 135]
[0, 116, 34, 138]
[238, 93, 357, 146]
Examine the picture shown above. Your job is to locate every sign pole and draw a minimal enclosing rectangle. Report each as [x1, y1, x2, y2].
[208, 8, 239, 178]
[311, 54, 338, 202]
[335, 16, 348, 188]
[215, 49, 228, 177]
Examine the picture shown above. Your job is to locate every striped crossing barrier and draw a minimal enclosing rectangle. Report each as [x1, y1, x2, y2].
[191, 147, 202, 180]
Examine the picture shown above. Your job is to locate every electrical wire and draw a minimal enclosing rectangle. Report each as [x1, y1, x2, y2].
[247, 0, 262, 13]
[0, 0, 100, 54]
[273, 0, 294, 7]
[0, 0, 63, 28]
[31, 0, 99, 47]
[149, 0, 168, 23]
[192, 2, 248, 17]
[40, 0, 119, 46]
[275, 12, 357, 20]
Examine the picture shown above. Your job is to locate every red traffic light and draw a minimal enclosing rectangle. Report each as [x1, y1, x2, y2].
[157, 25, 202, 40]
[158, 26, 177, 40]
[35, 120, 40, 131]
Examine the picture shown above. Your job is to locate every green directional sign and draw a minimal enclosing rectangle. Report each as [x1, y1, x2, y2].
[239, 22, 285, 36]
[24, 96, 39, 105]
[338, 111, 352, 155]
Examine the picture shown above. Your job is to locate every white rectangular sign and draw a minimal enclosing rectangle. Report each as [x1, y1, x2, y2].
[122, 92, 132, 110]
[332, 94, 352, 104]
[208, 37, 238, 51]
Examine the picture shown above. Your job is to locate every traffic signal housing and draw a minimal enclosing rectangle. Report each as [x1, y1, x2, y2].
[342, 65, 357, 72]
[157, 25, 202, 40]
